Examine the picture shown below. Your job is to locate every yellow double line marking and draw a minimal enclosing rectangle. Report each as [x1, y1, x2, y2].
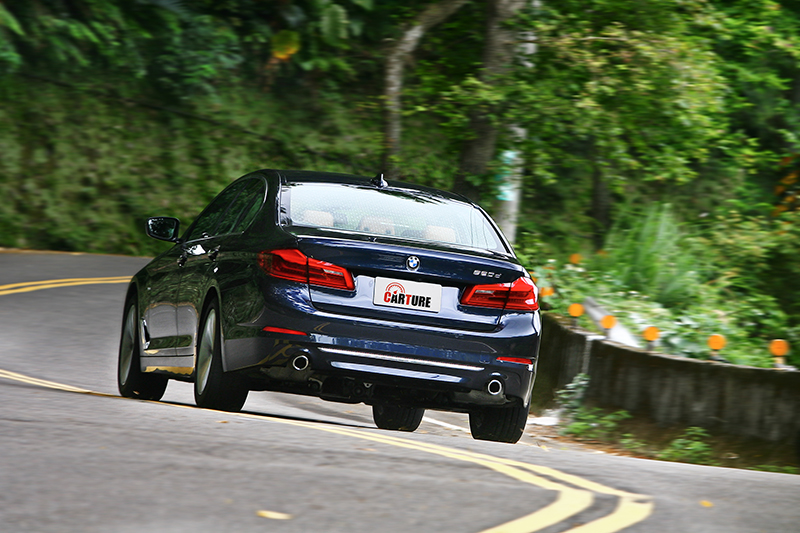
[0, 277, 131, 296]
[242, 417, 653, 533]
[0, 368, 654, 533]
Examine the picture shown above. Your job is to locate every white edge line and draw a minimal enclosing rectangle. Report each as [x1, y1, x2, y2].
[422, 416, 470, 432]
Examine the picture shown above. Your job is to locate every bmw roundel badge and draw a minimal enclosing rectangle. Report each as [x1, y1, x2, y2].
[406, 256, 420, 271]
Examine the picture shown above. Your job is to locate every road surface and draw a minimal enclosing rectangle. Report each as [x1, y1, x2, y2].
[0, 250, 797, 532]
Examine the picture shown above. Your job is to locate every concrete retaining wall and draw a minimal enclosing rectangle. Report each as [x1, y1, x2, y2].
[536, 313, 800, 446]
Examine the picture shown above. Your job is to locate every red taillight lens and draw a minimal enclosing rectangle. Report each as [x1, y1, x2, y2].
[461, 283, 510, 309]
[259, 249, 308, 283]
[497, 356, 533, 365]
[307, 258, 355, 291]
[505, 277, 539, 311]
[461, 277, 538, 311]
[258, 249, 355, 291]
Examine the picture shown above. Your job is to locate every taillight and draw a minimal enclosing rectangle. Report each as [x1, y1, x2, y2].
[307, 257, 355, 290]
[505, 277, 539, 310]
[461, 277, 538, 311]
[258, 249, 355, 291]
[258, 249, 307, 283]
[461, 283, 509, 309]
[497, 356, 533, 365]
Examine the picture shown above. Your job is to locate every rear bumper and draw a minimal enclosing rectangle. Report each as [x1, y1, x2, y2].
[223, 306, 541, 408]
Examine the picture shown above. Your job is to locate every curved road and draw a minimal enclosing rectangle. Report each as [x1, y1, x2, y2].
[0, 250, 797, 532]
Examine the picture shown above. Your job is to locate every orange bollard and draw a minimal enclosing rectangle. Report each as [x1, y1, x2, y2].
[600, 315, 616, 336]
[770, 339, 790, 368]
[707, 334, 726, 362]
[643, 326, 660, 351]
[568, 303, 584, 328]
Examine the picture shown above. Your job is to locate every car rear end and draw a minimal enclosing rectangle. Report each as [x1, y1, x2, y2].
[234, 173, 542, 417]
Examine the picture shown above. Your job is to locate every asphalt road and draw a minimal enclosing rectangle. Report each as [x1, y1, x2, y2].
[1, 250, 798, 533]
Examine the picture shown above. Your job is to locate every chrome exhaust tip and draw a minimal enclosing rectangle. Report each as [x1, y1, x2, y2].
[292, 354, 310, 372]
[486, 379, 503, 396]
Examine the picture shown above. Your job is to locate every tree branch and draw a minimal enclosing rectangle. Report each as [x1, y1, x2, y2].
[382, 0, 469, 178]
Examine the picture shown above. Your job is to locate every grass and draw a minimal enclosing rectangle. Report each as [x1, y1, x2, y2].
[546, 405, 799, 473]
[592, 204, 704, 308]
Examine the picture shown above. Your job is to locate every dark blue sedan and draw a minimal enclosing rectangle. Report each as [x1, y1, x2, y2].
[118, 170, 542, 443]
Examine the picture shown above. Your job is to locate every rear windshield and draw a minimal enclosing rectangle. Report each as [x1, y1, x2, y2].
[283, 183, 508, 253]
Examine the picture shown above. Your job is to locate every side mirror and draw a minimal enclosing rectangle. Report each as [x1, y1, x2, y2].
[146, 217, 181, 242]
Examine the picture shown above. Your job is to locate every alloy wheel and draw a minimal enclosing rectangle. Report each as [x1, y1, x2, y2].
[196, 308, 216, 395]
[118, 304, 136, 387]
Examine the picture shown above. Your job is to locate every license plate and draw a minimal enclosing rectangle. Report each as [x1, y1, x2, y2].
[373, 277, 442, 313]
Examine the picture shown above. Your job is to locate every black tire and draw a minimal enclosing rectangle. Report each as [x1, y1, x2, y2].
[372, 403, 425, 432]
[469, 403, 528, 444]
[194, 299, 248, 412]
[118, 296, 168, 401]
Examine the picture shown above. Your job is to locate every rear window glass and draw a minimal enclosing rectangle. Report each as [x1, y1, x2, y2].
[283, 183, 507, 253]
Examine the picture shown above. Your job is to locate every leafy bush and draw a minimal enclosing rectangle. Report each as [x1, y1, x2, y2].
[522, 202, 798, 367]
[555, 374, 632, 442]
[592, 204, 705, 308]
[561, 407, 631, 441]
[619, 433, 648, 455]
[656, 427, 716, 465]
[554, 372, 589, 412]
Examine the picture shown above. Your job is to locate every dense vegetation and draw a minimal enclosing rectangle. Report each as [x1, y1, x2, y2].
[1, 0, 799, 366]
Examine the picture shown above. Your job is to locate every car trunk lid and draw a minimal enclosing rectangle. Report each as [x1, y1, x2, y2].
[293, 234, 526, 332]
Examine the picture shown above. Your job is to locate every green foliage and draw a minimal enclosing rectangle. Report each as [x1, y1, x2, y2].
[507, 0, 737, 188]
[657, 427, 716, 465]
[0, 0, 386, 99]
[465, 0, 800, 287]
[593, 205, 705, 308]
[403, 0, 800, 256]
[523, 200, 798, 367]
[0, 1, 183, 79]
[555, 373, 590, 412]
[259, 0, 380, 76]
[619, 433, 648, 455]
[0, 4, 23, 36]
[531, 258, 792, 367]
[562, 407, 632, 441]
[148, 16, 243, 102]
[271, 30, 301, 60]
[554, 374, 631, 442]
[317, 1, 349, 45]
[747, 465, 799, 475]
[0, 76, 385, 255]
[701, 1, 800, 158]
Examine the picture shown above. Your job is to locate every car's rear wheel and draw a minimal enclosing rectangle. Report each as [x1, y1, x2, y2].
[118, 297, 168, 400]
[372, 403, 425, 432]
[469, 404, 528, 444]
[194, 299, 248, 412]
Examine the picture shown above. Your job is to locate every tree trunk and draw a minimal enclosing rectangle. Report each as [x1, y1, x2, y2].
[452, 0, 525, 200]
[493, 125, 526, 244]
[591, 162, 612, 250]
[382, 0, 469, 179]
